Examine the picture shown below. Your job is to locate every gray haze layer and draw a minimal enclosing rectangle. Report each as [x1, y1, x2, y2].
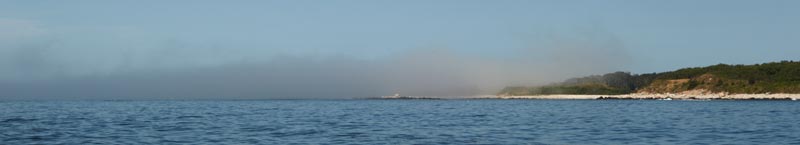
[0, 19, 630, 100]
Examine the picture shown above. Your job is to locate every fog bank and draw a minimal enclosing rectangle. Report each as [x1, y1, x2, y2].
[0, 18, 631, 100]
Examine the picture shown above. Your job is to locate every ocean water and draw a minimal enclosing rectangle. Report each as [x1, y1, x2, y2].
[1, 100, 799, 144]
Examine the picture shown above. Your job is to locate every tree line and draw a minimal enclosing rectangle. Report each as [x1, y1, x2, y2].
[499, 60, 800, 95]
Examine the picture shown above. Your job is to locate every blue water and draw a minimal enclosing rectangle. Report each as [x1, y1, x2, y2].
[1, 100, 799, 144]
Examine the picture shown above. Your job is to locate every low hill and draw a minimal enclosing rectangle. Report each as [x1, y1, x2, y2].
[499, 60, 800, 95]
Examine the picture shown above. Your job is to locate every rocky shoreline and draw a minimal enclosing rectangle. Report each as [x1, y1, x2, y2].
[492, 93, 800, 100]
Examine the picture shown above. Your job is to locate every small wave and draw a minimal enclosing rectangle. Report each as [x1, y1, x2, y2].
[470, 114, 488, 117]
[240, 126, 282, 132]
[269, 129, 325, 137]
[1, 118, 37, 123]
[176, 115, 203, 119]
[389, 134, 427, 140]
[333, 132, 366, 138]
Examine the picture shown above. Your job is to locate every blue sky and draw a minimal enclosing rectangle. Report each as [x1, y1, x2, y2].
[1, 0, 799, 98]
[3, 0, 797, 73]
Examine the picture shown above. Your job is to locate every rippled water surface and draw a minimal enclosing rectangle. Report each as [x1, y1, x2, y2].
[2, 100, 799, 144]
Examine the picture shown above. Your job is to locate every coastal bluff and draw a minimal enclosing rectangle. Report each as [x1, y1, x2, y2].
[498, 61, 800, 99]
[494, 93, 800, 100]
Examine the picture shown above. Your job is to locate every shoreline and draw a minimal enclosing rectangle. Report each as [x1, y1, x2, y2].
[490, 93, 800, 100]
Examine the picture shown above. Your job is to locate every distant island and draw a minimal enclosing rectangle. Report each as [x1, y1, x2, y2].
[498, 61, 800, 100]
[365, 93, 443, 100]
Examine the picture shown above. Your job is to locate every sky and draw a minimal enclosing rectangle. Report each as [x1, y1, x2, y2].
[1, 0, 798, 100]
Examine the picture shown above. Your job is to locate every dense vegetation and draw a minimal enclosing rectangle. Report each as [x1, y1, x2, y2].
[498, 61, 800, 95]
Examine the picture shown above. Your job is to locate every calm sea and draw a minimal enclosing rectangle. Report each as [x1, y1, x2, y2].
[1, 100, 799, 144]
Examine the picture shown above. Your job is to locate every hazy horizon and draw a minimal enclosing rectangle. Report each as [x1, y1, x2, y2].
[1, 0, 798, 100]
